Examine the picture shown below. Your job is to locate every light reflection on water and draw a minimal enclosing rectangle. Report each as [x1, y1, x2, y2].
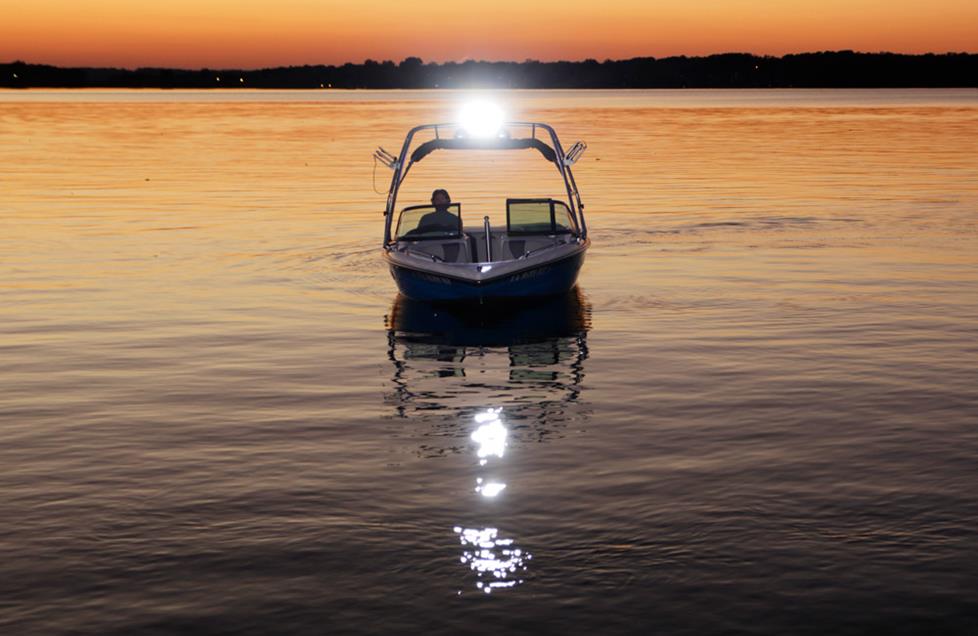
[454, 525, 530, 595]
[474, 478, 507, 498]
[458, 409, 524, 594]
[386, 291, 591, 594]
[466, 408, 517, 593]
[472, 408, 506, 465]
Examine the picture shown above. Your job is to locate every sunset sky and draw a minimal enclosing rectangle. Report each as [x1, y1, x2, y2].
[4, 0, 977, 69]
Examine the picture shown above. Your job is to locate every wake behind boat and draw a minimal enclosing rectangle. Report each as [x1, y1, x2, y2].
[375, 105, 590, 302]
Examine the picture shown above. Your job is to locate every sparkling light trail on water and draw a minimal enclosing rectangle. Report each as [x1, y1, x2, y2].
[453, 527, 530, 594]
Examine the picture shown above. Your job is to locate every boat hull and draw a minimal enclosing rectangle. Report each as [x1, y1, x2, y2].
[389, 250, 586, 302]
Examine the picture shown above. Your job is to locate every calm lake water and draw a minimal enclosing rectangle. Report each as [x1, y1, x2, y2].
[2, 89, 978, 634]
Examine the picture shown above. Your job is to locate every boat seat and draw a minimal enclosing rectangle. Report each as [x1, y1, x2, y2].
[442, 241, 463, 263]
[403, 238, 473, 263]
[431, 237, 472, 263]
[499, 234, 561, 260]
[506, 239, 526, 260]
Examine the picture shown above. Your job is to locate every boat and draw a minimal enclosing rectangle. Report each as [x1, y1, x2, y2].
[374, 108, 590, 302]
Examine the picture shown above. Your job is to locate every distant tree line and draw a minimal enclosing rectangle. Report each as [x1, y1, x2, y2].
[2, 52, 976, 89]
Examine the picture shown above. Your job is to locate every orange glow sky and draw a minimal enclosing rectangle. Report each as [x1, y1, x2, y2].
[4, 0, 977, 69]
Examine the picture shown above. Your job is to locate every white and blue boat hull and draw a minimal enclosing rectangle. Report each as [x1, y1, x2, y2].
[388, 249, 586, 302]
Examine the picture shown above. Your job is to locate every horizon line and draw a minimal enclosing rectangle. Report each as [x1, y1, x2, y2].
[5, 49, 977, 72]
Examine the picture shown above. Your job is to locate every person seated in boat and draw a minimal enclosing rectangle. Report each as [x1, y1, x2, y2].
[416, 189, 459, 235]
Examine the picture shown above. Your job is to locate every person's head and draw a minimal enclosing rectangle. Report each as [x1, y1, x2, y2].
[430, 189, 451, 208]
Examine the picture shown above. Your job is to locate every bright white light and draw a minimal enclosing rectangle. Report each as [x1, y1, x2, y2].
[476, 481, 507, 498]
[474, 407, 502, 424]
[459, 100, 504, 138]
[471, 410, 507, 463]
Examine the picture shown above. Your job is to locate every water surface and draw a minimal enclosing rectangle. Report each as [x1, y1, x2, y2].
[2, 89, 978, 634]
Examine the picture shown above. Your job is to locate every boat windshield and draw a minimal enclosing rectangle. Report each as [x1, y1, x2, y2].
[507, 199, 578, 235]
[395, 203, 463, 241]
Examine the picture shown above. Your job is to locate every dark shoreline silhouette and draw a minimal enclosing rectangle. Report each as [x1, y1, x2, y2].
[2, 52, 976, 89]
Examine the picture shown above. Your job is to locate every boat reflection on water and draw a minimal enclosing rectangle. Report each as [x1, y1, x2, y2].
[385, 290, 591, 594]
[386, 289, 591, 416]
